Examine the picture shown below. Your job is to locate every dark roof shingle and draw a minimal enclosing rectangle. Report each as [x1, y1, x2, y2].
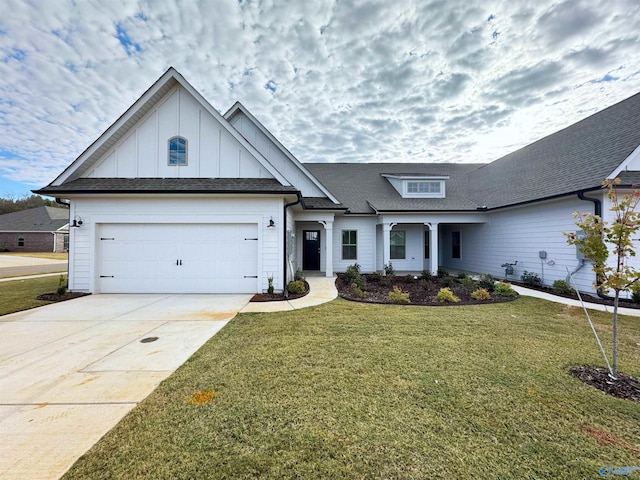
[0, 206, 69, 232]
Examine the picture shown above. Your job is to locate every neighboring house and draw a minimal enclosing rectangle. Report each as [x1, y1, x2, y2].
[35, 67, 640, 295]
[0, 206, 69, 252]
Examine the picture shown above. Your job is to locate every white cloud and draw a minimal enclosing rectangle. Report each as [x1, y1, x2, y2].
[0, 0, 639, 187]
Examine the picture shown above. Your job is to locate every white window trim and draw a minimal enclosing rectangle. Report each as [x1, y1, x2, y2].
[341, 229, 358, 261]
[390, 229, 406, 260]
[168, 136, 188, 166]
[403, 180, 445, 198]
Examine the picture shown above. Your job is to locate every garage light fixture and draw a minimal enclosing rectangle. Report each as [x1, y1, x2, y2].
[71, 215, 83, 228]
[267, 217, 276, 228]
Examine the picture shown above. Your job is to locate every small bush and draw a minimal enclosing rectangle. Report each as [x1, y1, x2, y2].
[456, 271, 468, 279]
[350, 283, 367, 299]
[388, 286, 410, 304]
[631, 284, 640, 303]
[440, 275, 454, 288]
[368, 272, 382, 283]
[460, 276, 477, 293]
[471, 288, 491, 301]
[520, 270, 542, 287]
[379, 276, 391, 287]
[478, 274, 495, 292]
[552, 280, 574, 296]
[345, 263, 366, 290]
[420, 279, 432, 290]
[56, 274, 67, 296]
[384, 262, 395, 276]
[494, 281, 517, 297]
[436, 287, 460, 303]
[403, 274, 417, 284]
[421, 269, 432, 279]
[267, 276, 274, 295]
[287, 280, 306, 294]
[294, 269, 305, 282]
[437, 267, 449, 278]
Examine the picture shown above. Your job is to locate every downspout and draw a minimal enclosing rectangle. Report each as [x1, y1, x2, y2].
[283, 193, 302, 298]
[55, 197, 71, 278]
[576, 192, 614, 300]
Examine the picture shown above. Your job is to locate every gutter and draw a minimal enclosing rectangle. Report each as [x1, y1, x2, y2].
[576, 191, 614, 300]
[283, 193, 302, 298]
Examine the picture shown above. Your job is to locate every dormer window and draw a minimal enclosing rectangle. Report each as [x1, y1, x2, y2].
[381, 174, 447, 198]
[168, 136, 187, 165]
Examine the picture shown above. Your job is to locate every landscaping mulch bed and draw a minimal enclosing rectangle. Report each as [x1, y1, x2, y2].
[36, 292, 91, 302]
[337, 273, 518, 306]
[569, 365, 640, 402]
[250, 281, 310, 302]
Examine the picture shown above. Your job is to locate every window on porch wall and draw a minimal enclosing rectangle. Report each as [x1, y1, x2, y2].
[424, 230, 430, 259]
[452, 231, 461, 259]
[342, 230, 357, 260]
[390, 230, 406, 259]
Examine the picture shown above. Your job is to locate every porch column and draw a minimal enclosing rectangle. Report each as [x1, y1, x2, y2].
[428, 222, 439, 273]
[382, 222, 396, 273]
[322, 220, 333, 277]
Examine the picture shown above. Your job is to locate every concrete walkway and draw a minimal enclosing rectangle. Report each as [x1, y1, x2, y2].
[0, 255, 67, 279]
[240, 276, 338, 313]
[512, 284, 640, 317]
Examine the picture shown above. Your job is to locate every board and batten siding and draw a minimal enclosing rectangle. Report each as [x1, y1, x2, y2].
[440, 195, 599, 293]
[68, 196, 282, 293]
[85, 86, 274, 180]
[229, 113, 325, 197]
[332, 216, 377, 272]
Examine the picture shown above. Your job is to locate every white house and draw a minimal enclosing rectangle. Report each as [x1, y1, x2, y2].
[36, 67, 640, 296]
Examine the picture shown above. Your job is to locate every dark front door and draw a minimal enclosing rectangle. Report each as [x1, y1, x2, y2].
[303, 230, 321, 270]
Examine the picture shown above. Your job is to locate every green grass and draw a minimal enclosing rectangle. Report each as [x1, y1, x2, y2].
[0, 275, 65, 316]
[64, 298, 640, 479]
[0, 251, 68, 260]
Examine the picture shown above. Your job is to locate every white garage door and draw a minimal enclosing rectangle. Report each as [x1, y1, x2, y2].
[97, 223, 259, 293]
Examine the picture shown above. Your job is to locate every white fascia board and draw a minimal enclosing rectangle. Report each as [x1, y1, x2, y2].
[224, 102, 340, 204]
[608, 143, 640, 179]
[381, 174, 450, 180]
[52, 68, 290, 187]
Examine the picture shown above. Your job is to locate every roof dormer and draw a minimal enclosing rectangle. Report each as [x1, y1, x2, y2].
[381, 174, 448, 199]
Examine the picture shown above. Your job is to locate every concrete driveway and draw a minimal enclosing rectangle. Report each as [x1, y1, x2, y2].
[0, 293, 250, 480]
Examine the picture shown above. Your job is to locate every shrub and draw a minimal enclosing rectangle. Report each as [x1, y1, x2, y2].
[460, 276, 477, 293]
[368, 272, 382, 283]
[345, 263, 366, 290]
[56, 275, 67, 296]
[388, 286, 410, 304]
[456, 271, 468, 279]
[631, 284, 640, 304]
[437, 267, 449, 278]
[436, 287, 460, 303]
[440, 275, 454, 288]
[403, 274, 417, 284]
[520, 270, 542, 287]
[478, 274, 495, 292]
[287, 280, 306, 294]
[267, 276, 274, 294]
[421, 269, 432, 279]
[379, 276, 391, 287]
[384, 262, 395, 276]
[294, 269, 305, 282]
[552, 279, 574, 296]
[494, 281, 517, 297]
[350, 283, 367, 299]
[420, 279, 432, 290]
[471, 288, 491, 301]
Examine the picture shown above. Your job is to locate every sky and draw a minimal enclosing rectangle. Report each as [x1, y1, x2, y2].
[1, 0, 639, 197]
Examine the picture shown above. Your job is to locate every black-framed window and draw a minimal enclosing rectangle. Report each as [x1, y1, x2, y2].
[342, 230, 357, 260]
[17, 236, 24, 247]
[63, 235, 69, 251]
[168, 136, 187, 165]
[390, 230, 406, 259]
[452, 231, 461, 259]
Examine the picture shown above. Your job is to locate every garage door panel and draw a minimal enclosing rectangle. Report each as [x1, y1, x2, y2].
[98, 223, 259, 293]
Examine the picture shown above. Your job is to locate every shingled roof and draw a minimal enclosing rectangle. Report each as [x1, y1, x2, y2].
[307, 91, 640, 212]
[0, 206, 69, 232]
[34, 178, 299, 195]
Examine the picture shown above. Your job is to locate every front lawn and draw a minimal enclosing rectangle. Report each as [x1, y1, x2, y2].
[64, 298, 640, 479]
[0, 275, 65, 316]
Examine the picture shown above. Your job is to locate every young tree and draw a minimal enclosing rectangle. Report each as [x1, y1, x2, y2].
[566, 178, 640, 378]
